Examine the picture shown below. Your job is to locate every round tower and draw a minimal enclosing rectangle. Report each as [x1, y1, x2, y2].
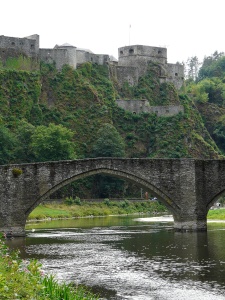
[118, 45, 167, 68]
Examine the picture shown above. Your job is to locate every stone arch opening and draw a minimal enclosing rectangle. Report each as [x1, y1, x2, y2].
[25, 168, 180, 219]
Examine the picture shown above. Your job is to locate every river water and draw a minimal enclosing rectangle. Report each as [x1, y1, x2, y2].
[7, 215, 225, 300]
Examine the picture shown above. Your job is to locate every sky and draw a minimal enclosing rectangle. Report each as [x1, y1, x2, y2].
[1, 0, 225, 64]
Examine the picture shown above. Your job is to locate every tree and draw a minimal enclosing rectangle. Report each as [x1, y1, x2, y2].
[186, 56, 200, 81]
[0, 125, 18, 164]
[31, 123, 76, 162]
[92, 123, 126, 198]
[198, 51, 225, 80]
[15, 120, 35, 162]
[92, 123, 125, 157]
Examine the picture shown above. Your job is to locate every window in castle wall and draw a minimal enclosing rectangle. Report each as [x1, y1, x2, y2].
[30, 44, 34, 49]
[129, 48, 134, 54]
[120, 50, 123, 55]
[158, 50, 162, 54]
[11, 42, 15, 46]
[133, 111, 136, 115]
[175, 73, 178, 76]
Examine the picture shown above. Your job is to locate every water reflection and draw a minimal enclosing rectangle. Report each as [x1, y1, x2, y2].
[5, 215, 225, 300]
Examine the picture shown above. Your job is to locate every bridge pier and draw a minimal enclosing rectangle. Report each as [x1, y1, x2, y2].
[0, 210, 26, 237]
[173, 216, 207, 232]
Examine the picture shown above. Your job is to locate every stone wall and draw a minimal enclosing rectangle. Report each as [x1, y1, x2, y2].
[0, 34, 184, 89]
[118, 45, 167, 67]
[40, 46, 77, 70]
[0, 34, 39, 58]
[166, 63, 184, 90]
[116, 100, 184, 116]
[76, 50, 109, 66]
[2, 158, 223, 235]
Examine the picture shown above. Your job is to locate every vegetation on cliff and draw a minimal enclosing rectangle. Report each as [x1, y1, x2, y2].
[186, 51, 225, 155]
[0, 57, 224, 197]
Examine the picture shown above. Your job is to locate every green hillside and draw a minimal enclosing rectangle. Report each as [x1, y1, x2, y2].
[0, 58, 223, 197]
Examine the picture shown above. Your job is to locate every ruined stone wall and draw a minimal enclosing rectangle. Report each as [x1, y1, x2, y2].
[116, 99, 184, 116]
[0, 34, 39, 58]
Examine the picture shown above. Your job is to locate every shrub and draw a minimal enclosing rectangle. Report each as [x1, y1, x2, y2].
[64, 196, 75, 205]
[12, 167, 23, 177]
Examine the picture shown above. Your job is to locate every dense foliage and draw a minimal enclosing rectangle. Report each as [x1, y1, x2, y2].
[186, 51, 225, 155]
[0, 58, 223, 197]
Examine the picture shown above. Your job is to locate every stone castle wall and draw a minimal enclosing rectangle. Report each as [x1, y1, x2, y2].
[0, 34, 39, 59]
[114, 44, 184, 90]
[116, 99, 184, 116]
[40, 46, 77, 70]
[0, 34, 184, 89]
[76, 50, 109, 66]
[118, 45, 167, 67]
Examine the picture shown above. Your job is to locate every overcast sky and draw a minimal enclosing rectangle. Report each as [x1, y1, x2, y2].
[1, 0, 224, 64]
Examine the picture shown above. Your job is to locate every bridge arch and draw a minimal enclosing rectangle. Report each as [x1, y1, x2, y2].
[25, 167, 180, 218]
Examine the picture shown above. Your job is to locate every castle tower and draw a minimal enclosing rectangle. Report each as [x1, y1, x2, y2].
[118, 45, 167, 68]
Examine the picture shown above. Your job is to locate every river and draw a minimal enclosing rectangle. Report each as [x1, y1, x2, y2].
[6, 215, 225, 300]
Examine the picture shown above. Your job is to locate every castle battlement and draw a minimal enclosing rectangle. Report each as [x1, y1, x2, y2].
[0, 34, 184, 89]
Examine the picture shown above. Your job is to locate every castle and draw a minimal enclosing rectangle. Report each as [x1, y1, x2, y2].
[0, 34, 184, 90]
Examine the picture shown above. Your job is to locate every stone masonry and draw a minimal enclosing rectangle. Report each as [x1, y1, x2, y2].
[116, 100, 184, 116]
[0, 34, 184, 90]
[0, 158, 224, 236]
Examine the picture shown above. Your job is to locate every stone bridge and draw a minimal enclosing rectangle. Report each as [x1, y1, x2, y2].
[0, 158, 225, 236]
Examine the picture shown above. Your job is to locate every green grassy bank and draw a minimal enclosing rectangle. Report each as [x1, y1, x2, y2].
[207, 208, 225, 220]
[27, 200, 167, 221]
[0, 235, 98, 300]
[28, 202, 225, 222]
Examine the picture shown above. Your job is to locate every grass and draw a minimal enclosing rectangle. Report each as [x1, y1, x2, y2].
[0, 235, 99, 299]
[27, 200, 167, 221]
[207, 208, 225, 220]
[28, 202, 225, 222]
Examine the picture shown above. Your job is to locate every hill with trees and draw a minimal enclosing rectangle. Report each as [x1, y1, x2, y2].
[0, 56, 224, 198]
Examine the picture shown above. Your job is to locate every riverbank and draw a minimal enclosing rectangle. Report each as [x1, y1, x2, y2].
[0, 234, 99, 300]
[207, 208, 225, 219]
[27, 202, 225, 222]
[28, 200, 167, 221]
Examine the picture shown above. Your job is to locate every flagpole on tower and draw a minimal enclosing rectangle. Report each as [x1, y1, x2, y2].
[129, 24, 131, 45]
